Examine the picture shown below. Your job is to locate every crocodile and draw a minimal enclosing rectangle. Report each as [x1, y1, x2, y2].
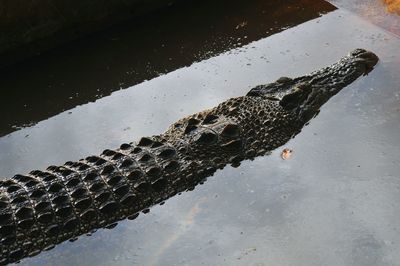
[0, 49, 378, 265]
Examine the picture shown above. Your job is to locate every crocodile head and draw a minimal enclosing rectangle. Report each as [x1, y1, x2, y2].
[248, 49, 379, 122]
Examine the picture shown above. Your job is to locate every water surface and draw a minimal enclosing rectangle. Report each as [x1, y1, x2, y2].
[0, 3, 400, 266]
[0, 0, 335, 137]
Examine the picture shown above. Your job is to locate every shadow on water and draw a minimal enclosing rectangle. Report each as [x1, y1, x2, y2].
[0, 0, 335, 137]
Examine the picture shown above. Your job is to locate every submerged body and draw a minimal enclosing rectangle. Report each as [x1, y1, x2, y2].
[0, 49, 378, 264]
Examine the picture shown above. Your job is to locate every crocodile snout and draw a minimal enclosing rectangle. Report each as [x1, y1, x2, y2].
[351, 49, 379, 74]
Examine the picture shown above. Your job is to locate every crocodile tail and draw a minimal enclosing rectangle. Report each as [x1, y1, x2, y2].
[0, 135, 193, 264]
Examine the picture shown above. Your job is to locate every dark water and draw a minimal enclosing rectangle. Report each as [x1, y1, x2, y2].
[0, 0, 335, 137]
[1, 1, 400, 265]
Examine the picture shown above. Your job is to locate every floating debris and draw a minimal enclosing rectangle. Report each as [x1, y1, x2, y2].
[281, 148, 293, 160]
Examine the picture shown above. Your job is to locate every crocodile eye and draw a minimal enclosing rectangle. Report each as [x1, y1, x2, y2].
[280, 83, 311, 110]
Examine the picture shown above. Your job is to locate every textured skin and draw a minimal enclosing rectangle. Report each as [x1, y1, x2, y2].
[0, 49, 378, 265]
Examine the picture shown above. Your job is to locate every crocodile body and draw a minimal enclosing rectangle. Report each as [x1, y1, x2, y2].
[0, 49, 378, 265]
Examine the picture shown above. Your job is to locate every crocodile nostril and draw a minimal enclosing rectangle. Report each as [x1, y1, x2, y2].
[361, 52, 379, 71]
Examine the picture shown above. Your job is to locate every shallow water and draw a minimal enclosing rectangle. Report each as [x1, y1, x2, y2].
[1, 1, 400, 266]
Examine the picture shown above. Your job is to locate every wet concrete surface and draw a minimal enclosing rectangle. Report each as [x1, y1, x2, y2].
[1, 1, 400, 266]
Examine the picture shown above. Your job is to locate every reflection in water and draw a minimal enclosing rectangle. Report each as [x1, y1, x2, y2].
[148, 198, 206, 266]
[0, 49, 378, 265]
[0, 7, 399, 266]
[0, 0, 336, 137]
